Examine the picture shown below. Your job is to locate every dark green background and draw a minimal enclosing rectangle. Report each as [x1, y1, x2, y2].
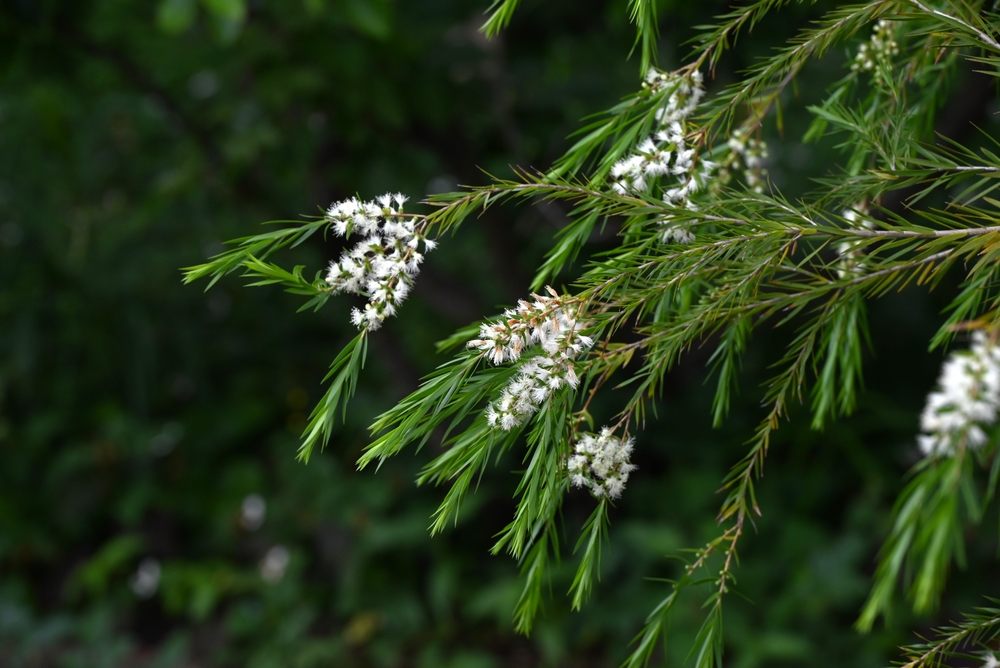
[1, 0, 996, 666]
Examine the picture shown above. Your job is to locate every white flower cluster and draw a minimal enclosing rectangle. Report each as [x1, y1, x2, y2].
[918, 331, 1000, 457]
[468, 289, 594, 431]
[644, 68, 704, 122]
[984, 652, 999, 668]
[567, 427, 636, 499]
[611, 68, 706, 201]
[324, 193, 437, 331]
[613, 69, 772, 244]
[852, 19, 899, 73]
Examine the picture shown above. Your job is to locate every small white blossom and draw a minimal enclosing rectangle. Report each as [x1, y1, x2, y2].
[324, 194, 436, 330]
[130, 558, 161, 599]
[918, 331, 1000, 457]
[260, 545, 290, 584]
[618, 69, 707, 241]
[663, 227, 696, 244]
[984, 653, 1000, 668]
[239, 493, 267, 531]
[469, 288, 594, 431]
[567, 427, 636, 499]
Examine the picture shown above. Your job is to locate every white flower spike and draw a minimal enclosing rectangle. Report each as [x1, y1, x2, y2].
[918, 331, 1000, 457]
[567, 427, 637, 499]
[613, 68, 769, 244]
[469, 288, 593, 431]
[324, 194, 436, 331]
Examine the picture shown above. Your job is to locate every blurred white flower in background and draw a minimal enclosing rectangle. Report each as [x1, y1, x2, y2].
[259, 545, 290, 584]
[239, 493, 267, 531]
[129, 558, 161, 599]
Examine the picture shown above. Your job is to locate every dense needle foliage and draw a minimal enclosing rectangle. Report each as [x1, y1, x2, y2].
[188, 0, 1000, 665]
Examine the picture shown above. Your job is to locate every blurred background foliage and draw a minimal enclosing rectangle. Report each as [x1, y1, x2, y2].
[1, 0, 998, 666]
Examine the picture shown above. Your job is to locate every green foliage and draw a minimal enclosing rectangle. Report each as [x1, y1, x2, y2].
[67, 535, 145, 601]
[858, 453, 976, 631]
[187, 0, 1000, 665]
[897, 599, 1000, 667]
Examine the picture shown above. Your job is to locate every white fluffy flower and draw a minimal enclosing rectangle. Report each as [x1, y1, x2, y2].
[645, 68, 704, 124]
[663, 227, 696, 244]
[711, 124, 769, 202]
[469, 288, 594, 431]
[615, 69, 771, 244]
[611, 69, 704, 199]
[918, 331, 1000, 457]
[324, 193, 436, 330]
[567, 427, 636, 499]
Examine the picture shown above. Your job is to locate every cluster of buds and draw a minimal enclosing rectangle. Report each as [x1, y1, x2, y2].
[469, 289, 594, 431]
[851, 19, 899, 73]
[835, 204, 873, 278]
[567, 427, 637, 499]
[918, 331, 1000, 457]
[724, 128, 769, 193]
[324, 193, 437, 331]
